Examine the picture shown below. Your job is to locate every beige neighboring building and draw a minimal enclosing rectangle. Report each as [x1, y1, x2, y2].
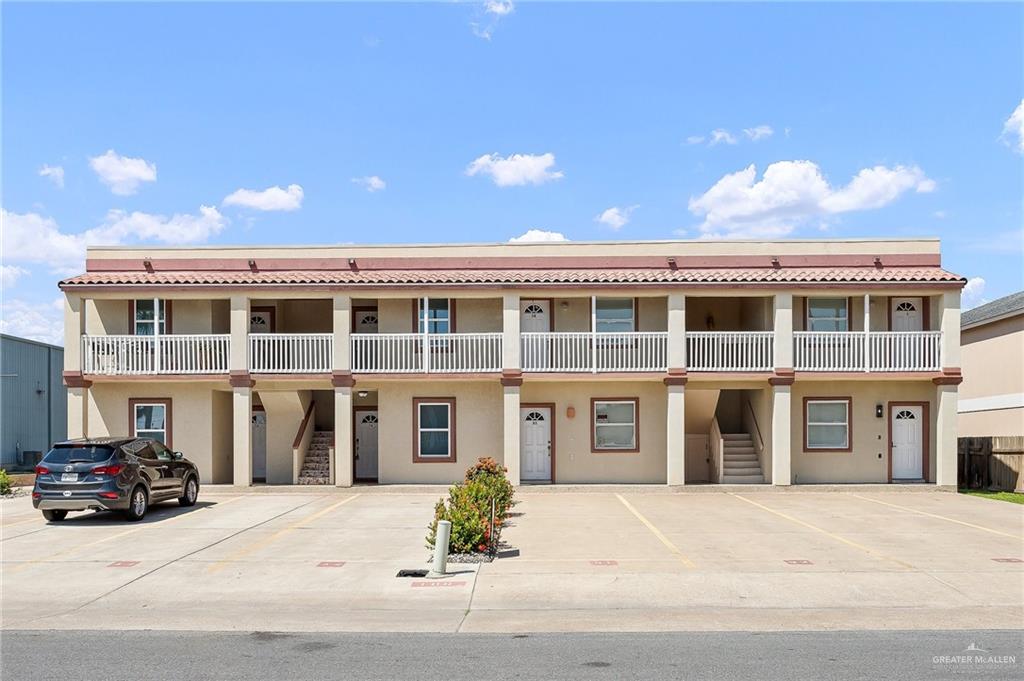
[959, 291, 1024, 437]
[59, 238, 965, 488]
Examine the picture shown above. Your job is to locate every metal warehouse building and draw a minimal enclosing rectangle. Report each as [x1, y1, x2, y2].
[1, 334, 66, 468]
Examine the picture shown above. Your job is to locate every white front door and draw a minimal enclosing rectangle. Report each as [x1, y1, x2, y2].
[251, 411, 267, 481]
[355, 410, 379, 480]
[520, 406, 552, 481]
[355, 310, 379, 334]
[891, 297, 923, 332]
[520, 300, 550, 332]
[891, 405, 924, 480]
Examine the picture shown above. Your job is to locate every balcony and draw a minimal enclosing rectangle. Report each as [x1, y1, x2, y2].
[686, 332, 774, 372]
[82, 334, 230, 375]
[249, 333, 333, 374]
[521, 332, 668, 372]
[794, 331, 941, 372]
[351, 333, 502, 373]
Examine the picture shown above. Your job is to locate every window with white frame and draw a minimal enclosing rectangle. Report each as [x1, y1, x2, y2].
[134, 299, 167, 335]
[806, 298, 848, 332]
[805, 399, 851, 450]
[593, 399, 638, 451]
[594, 298, 635, 333]
[132, 400, 170, 446]
[417, 299, 451, 334]
[414, 398, 455, 461]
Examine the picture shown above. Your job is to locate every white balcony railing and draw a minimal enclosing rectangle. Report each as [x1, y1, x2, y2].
[82, 334, 230, 375]
[350, 333, 502, 373]
[521, 332, 668, 372]
[686, 332, 774, 372]
[249, 333, 333, 374]
[795, 331, 941, 372]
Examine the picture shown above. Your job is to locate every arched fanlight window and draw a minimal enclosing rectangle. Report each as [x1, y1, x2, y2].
[525, 411, 545, 422]
[361, 314, 379, 325]
[896, 302, 917, 312]
[361, 414, 379, 425]
[524, 304, 544, 316]
[896, 410, 916, 420]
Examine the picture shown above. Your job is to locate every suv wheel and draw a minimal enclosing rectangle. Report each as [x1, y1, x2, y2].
[42, 510, 67, 522]
[124, 486, 148, 521]
[178, 477, 198, 507]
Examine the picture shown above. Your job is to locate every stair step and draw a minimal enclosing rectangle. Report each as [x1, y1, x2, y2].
[722, 433, 752, 440]
[724, 453, 759, 463]
[723, 445, 755, 453]
[298, 476, 330, 485]
[721, 474, 765, 484]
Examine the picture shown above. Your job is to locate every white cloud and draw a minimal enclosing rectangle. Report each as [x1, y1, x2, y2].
[1, 265, 29, 288]
[743, 125, 774, 141]
[472, 0, 514, 39]
[0, 297, 64, 346]
[39, 164, 65, 188]
[223, 184, 304, 211]
[595, 205, 638, 231]
[933, 210, 947, 219]
[688, 160, 936, 238]
[89, 150, 157, 195]
[1, 206, 227, 276]
[685, 135, 705, 145]
[352, 175, 386, 192]
[466, 152, 564, 187]
[509, 229, 568, 243]
[962, 277, 988, 310]
[709, 129, 738, 146]
[1001, 99, 1024, 154]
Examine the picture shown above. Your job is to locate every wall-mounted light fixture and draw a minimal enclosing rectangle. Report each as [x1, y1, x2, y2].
[560, 300, 570, 310]
[566, 406, 576, 419]
[875, 404, 884, 418]
[357, 390, 369, 399]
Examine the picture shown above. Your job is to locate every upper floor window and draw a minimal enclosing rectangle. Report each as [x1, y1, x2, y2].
[595, 298, 635, 333]
[417, 299, 451, 334]
[134, 299, 167, 335]
[807, 298, 848, 332]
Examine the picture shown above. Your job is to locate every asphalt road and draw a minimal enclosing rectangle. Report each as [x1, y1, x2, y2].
[3, 630, 1022, 680]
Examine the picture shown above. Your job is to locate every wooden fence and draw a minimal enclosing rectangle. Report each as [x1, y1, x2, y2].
[958, 436, 1024, 492]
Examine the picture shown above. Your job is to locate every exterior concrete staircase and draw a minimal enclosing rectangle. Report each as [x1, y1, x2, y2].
[721, 432, 764, 484]
[298, 431, 333, 485]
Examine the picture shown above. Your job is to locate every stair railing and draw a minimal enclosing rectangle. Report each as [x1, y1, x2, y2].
[709, 416, 724, 484]
[291, 401, 317, 484]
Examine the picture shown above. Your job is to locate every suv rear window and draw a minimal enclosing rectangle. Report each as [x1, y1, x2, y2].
[43, 446, 115, 464]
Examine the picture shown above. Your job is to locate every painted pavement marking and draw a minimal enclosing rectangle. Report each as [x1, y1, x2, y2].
[850, 493, 1023, 540]
[615, 494, 696, 569]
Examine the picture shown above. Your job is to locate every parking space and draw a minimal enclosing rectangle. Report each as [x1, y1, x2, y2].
[2, 488, 1021, 633]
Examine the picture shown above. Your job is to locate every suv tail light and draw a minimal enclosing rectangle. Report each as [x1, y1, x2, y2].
[92, 464, 124, 476]
[98, 492, 119, 499]
[34, 465, 49, 475]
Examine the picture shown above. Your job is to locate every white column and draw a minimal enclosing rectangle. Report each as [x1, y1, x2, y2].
[667, 293, 686, 370]
[229, 295, 250, 372]
[939, 290, 961, 369]
[232, 386, 252, 486]
[935, 383, 959, 487]
[334, 386, 354, 487]
[863, 293, 871, 372]
[771, 384, 792, 485]
[502, 293, 520, 371]
[63, 294, 83, 373]
[773, 293, 794, 371]
[590, 295, 598, 373]
[333, 294, 352, 371]
[666, 383, 686, 485]
[503, 384, 521, 485]
[67, 387, 88, 439]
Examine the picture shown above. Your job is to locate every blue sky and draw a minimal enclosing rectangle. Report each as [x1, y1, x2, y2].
[3, 1, 1022, 344]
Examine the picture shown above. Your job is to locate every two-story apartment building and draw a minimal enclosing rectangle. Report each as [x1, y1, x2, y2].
[58, 238, 965, 487]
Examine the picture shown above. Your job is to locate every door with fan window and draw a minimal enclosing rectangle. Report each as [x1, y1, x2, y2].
[891, 405, 924, 480]
[520, 406, 552, 481]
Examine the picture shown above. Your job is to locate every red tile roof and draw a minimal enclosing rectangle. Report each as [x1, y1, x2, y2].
[59, 266, 965, 290]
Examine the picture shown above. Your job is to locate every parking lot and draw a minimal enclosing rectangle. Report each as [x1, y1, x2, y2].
[2, 488, 1021, 633]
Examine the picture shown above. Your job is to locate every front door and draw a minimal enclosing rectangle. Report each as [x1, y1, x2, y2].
[355, 309, 379, 334]
[355, 410, 379, 480]
[891, 298, 923, 332]
[520, 406, 552, 481]
[251, 411, 267, 481]
[521, 300, 551, 369]
[891, 405, 924, 480]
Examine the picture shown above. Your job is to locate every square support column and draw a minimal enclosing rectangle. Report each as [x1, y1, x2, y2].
[502, 293, 521, 371]
[63, 294, 83, 373]
[667, 293, 686, 370]
[67, 387, 89, 439]
[232, 385, 253, 487]
[502, 384, 521, 485]
[333, 294, 352, 372]
[770, 383, 792, 486]
[666, 382, 686, 485]
[939, 290, 961, 369]
[773, 292, 794, 371]
[229, 295, 250, 373]
[935, 382, 959, 487]
[334, 386, 354, 487]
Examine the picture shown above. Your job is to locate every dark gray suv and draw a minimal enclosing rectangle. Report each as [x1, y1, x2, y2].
[32, 437, 200, 522]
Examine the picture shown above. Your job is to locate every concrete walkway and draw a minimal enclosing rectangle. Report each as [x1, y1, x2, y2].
[2, 489, 1021, 633]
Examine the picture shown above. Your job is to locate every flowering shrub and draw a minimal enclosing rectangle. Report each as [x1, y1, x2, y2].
[426, 457, 515, 554]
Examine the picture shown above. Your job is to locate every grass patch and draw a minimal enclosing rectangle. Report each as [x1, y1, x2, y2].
[960, 489, 1024, 505]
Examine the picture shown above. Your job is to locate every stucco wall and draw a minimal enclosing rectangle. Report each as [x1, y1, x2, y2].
[959, 408, 1024, 438]
[959, 314, 1024, 437]
[87, 300, 128, 335]
[520, 380, 668, 483]
[171, 300, 214, 334]
[376, 380, 504, 484]
[87, 382, 219, 484]
[791, 380, 936, 483]
[211, 389, 233, 483]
